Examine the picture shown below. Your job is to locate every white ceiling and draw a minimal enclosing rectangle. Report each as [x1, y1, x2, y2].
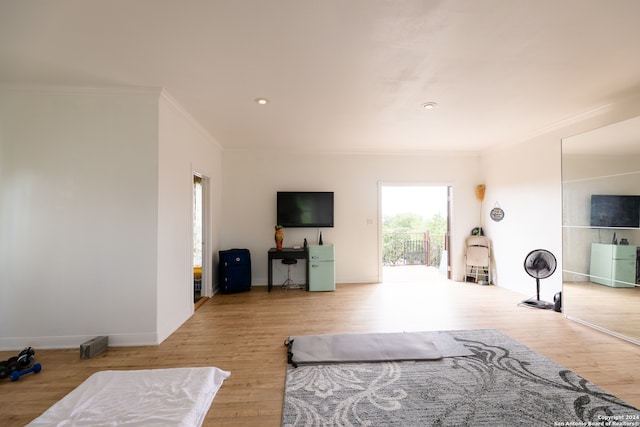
[2, 0, 640, 153]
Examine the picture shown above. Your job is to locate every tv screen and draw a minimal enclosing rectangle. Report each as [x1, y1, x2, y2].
[590, 195, 640, 228]
[277, 191, 334, 228]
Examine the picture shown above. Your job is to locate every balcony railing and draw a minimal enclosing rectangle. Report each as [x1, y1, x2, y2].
[383, 231, 444, 267]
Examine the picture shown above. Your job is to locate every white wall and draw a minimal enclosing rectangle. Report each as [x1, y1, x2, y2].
[157, 92, 223, 343]
[0, 86, 160, 349]
[221, 150, 481, 286]
[0, 86, 224, 350]
[482, 90, 640, 302]
[480, 136, 563, 300]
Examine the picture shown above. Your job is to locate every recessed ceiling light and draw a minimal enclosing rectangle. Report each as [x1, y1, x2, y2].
[255, 97, 269, 105]
[422, 102, 437, 110]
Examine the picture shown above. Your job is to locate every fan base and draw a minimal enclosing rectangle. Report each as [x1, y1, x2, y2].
[519, 298, 554, 310]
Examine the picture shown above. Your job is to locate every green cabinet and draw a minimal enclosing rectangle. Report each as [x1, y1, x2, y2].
[589, 243, 636, 287]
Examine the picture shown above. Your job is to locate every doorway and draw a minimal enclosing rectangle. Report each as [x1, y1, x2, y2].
[380, 184, 451, 282]
[193, 174, 209, 306]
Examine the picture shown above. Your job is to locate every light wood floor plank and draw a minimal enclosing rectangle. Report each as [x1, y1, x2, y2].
[1, 276, 638, 426]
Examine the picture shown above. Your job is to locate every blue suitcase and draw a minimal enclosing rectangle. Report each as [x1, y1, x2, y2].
[218, 249, 251, 294]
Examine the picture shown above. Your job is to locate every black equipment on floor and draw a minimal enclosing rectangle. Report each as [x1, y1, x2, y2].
[0, 347, 37, 381]
[218, 248, 251, 294]
[553, 291, 562, 313]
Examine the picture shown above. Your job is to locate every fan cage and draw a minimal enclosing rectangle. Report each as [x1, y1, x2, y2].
[524, 249, 557, 279]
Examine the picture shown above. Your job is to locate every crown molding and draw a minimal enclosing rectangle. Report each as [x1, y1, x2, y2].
[223, 146, 480, 157]
[159, 89, 223, 151]
[0, 83, 162, 97]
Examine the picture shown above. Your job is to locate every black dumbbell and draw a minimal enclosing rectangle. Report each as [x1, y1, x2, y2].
[0, 357, 19, 380]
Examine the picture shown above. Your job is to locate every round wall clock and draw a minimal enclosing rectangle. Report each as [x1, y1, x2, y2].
[490, 206, 504, 222]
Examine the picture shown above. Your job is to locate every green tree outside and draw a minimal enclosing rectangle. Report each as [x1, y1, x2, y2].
[383, 212, 447, 266]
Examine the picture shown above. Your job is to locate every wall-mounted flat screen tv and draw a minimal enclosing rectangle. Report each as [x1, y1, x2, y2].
[590, 194, 640, 228]
[277, 191, 334, 228]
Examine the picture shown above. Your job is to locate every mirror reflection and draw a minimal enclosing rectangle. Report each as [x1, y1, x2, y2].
[562, 115, 640, 345]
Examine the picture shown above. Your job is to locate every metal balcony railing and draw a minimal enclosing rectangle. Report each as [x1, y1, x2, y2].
[383, 231, 445, 267]
[383, 232, 428, 265]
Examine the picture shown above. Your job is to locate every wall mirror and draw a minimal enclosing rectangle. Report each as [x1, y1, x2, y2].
[562, 115, 640, 345]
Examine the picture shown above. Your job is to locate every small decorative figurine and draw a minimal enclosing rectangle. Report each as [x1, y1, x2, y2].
[275, 225, 284, 250]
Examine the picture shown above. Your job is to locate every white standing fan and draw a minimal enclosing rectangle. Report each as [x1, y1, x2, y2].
[520, 249, 557, 309]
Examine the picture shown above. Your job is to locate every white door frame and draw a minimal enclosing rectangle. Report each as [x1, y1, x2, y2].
[193, 172, 211, 299]
[378, 182, 452, 282]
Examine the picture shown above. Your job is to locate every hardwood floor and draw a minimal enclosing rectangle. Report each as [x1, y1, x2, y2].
[1, 275, 639, 426]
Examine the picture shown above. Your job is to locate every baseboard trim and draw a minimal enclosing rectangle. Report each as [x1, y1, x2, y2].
[0, 332, 161, 351]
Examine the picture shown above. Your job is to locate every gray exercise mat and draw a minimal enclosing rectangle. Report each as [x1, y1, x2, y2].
[287, 331, 473, 365]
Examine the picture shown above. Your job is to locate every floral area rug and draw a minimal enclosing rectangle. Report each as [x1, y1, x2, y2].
[282, 329, 640, 426]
